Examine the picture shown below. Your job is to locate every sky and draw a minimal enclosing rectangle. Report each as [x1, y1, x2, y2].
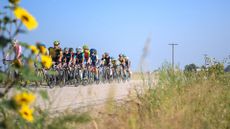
[1, 0, 230, 71]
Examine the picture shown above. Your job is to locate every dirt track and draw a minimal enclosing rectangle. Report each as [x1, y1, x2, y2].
[34, 81, 142, 112]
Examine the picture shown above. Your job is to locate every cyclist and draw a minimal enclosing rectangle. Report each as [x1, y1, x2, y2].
[104, 52, 112, 76]
[36, 42, 48, 55]
[48, 47, 55, 58]
[68, 48, 75, 65]
[111, 57, 118, 69]
[82, 44, 91, 66]
[52, 41, 63, 66]
[118, 53, 126, 76]
[100, 53, 105, 66]
[90, 48, 99, 80]
[62, 47, 69, 64]
[90, 48, 98, 67]
[118, 54, 125, 67]
[75, 47, 84, 80]
[4, 39, 23, 67]
[75, 47, 84, 67]
[111, 57, 118, 77]
[123, 55, 131, 78]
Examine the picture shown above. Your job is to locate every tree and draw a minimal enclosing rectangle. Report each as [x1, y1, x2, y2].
[184, 63, 197, 72]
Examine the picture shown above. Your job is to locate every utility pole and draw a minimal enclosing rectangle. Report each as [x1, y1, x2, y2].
[168, 43, 178, 69]
[204, 54, 208, 68]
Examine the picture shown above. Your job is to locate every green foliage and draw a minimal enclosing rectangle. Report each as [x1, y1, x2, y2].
[184, 63, 197, 72]
[207, 63, 224, 77]
[138, 65, 230, 128]
[47, 113, 91, 129]
[38, 90, 49, 100]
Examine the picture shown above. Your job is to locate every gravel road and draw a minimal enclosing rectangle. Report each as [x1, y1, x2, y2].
[34, 81, 142, 112]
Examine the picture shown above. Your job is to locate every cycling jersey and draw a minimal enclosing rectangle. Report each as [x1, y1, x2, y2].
[104, 56, 111, 66]
[52, 48, 62, 63]
[66, 53, 72, 63]
[83, 50, 90, 63]
[75, 52, 84, 64]
[83, 51, 90, 60]
[13, 44, 22, 59]
[118, 57, 125, 64]
[112, 60, 117, 65]
[91, 55, 98, 66]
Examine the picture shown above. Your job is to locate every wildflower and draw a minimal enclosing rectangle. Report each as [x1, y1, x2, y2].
[13, 59, 22, 68]
[28, 59, 34, 68]
[41, 55, 52, 69]
[29, 45, 39, 55]
[19, 105, 34, 122]
[14, 7, 38, 30]
[13, 92, 36, 106]
[9, 0, 20, 5]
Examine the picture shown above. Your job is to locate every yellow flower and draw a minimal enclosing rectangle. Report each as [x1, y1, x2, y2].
[14, 7, 38, 30]
[13, 59, 22, 68]
[41, 55, 52, 69]
[13, 92, 36, 106]
[9, 0, 20, 5]
[29, 45, 39, 55]
[19, 105, 34, 123]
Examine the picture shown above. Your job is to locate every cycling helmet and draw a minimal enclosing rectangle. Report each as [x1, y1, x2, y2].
[83, 44, 89, 50]
[122, 54, 126, 58]
[64, 47, 68, 52]
[53, 40, 60, 46]
[90, 48, 97, 55]
[119, 54, 122, 57]
[40, 43, 46, 48]
[69, 48, 74, 52]
[76, 47, 82, 53]
[12, 39, 18, 44]
[104, 52, 109, 56]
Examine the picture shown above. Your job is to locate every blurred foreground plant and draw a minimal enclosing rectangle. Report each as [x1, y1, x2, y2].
[0, 1, 91, 129]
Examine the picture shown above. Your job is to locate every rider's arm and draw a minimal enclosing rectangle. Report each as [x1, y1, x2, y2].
[15, 45, 22, 59]
[59, 51, 63, 63]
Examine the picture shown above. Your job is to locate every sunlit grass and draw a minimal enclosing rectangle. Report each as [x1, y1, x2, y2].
[84, 64, 230, 129]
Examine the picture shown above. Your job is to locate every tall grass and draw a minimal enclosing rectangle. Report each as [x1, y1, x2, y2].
[89, 64, 230, 129]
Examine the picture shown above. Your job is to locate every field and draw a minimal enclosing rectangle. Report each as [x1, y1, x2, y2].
[73, 65, 230, 129]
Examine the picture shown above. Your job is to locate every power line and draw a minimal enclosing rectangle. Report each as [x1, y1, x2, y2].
[168, 43, 178, 69]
